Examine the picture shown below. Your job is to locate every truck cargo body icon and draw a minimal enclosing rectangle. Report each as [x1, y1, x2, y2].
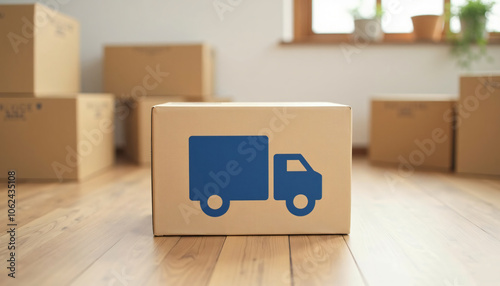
[189, 136, 322, 217]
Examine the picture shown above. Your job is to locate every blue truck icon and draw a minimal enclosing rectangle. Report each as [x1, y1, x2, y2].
[189, 136, 322, 217]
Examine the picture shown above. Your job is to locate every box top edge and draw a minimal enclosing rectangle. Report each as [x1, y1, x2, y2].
[372, 94, 457, 102]
[153, 102, 350, 108]
[460, 72, 500, 78]
[0, 3, 39, 8]
[0, 93, 114, 100]
[34, 3, 80, 24]
[104, 43, 209, 49]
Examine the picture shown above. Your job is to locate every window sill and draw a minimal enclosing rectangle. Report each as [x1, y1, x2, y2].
[281, 36, 500, 46]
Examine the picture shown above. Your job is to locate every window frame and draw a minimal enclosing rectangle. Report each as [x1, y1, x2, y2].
[293, 0, 500, 44]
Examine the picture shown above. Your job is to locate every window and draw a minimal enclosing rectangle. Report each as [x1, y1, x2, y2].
[294, 0, 500, 43]
[312, 0, 376, 34]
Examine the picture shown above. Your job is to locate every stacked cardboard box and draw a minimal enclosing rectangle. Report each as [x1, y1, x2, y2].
[124, 95, 185, 164]
[456, 74, 500, 176]
[104, 44, 215, 100]
[0, 4, 115, 181]
[369, 95, 456, 171]
[104, 43, 231, 164]
[0, 3, 79, 95]
[370, 81, 500, 177]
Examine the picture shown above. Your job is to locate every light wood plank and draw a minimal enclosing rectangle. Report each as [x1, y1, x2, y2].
[70, 223, 180, 286]
[0, 164, 145, 227]
[0, 167, 150, 248]
[146, 236, 226, 285]
[344, 159, 434, 285]
[1, 158, 499, 285]
[345, 193, 424, 285]
[354, 160, 500, 285]
[0, 168, 152, 286]
[289, 235, 364, 286]
[208, 236, 290, 286]
[413, 172, 500, 240]
[437, 173, 500, 209]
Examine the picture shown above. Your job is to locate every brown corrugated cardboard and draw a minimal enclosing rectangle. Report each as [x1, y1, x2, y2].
[0, 94, 115, 181]
[125, 95, 186, 164]
[210, 97, 231, 102]
[125, 95, 232, 164]
[369, 96, 456, 171]
[104, 44, 214, 99]
[151, 102, 352, 235]
[0, 4, 80, 95]
[187, 96, 232, 103]
[456, 74, 500, 176]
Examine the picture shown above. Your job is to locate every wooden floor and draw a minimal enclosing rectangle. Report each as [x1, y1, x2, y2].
[1, 157, 500, 286]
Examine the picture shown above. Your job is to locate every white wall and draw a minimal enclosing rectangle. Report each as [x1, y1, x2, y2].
[5, 0, 500, 146]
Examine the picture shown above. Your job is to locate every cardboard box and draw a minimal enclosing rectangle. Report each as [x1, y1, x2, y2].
[188, 96, 232, 103]
[151, 102, 352, 235]
[0, 4, 80, 95]
[104, 44, 214, 99]
[369, 96, 456, 171]
[212, 97, 231, 102]
[125, 95, 186, 164]
[0, 94, 115, 181]
[456, 74, 500, 176]
[125, 95, 233, 164]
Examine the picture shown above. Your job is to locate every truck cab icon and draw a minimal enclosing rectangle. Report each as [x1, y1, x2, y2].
[189, 136, 322, 217]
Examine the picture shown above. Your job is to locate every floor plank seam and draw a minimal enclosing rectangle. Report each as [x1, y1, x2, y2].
[418, 183, 500, 242]
[67, 236, 123, 284]
[342, 235, 369, 286]
[204, 236, 227, 285]
[288, 235, 295, 286]
[154, 236, 183, 264]
[376, 169, 500, 243]
[435, 174, 500, 210]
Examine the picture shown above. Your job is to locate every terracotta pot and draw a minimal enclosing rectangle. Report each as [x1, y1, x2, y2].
[352, 19, 384, 42]
[411, 15, 443, 42]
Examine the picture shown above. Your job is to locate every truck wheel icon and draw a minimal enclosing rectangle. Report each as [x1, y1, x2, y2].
[286, 194, 316, 216]
[200, 194, 230, 217]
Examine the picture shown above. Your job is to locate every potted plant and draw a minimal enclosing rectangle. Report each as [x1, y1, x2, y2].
[411, 15, 444, 42]
[351, 3, 384, 42]
[448, 0, 495, 68]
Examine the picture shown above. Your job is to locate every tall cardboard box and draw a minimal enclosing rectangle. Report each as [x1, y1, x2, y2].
[0, 4, 80, 95]
[456, 74, 500, 176]
[0, 94, 115, 181]
[125, 95, 186, 164]
[370, 96, 456, 171]
[104, 44, 214, 100]
[151, 102, 352, 235]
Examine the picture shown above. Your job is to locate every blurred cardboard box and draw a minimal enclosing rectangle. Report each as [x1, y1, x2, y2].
[104, 44, 214, 100]
[0, 94, 115, 181]
[0, 3, 80, 95]
[125, 96, 233, 164]
[187, 96, 232, 103]
[151, 102, 351, 235]
[125, 95, 186, 164]
[456, 74, 500, 176]
[212, 97, 231, 102]
[369, 96, 456, 171]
